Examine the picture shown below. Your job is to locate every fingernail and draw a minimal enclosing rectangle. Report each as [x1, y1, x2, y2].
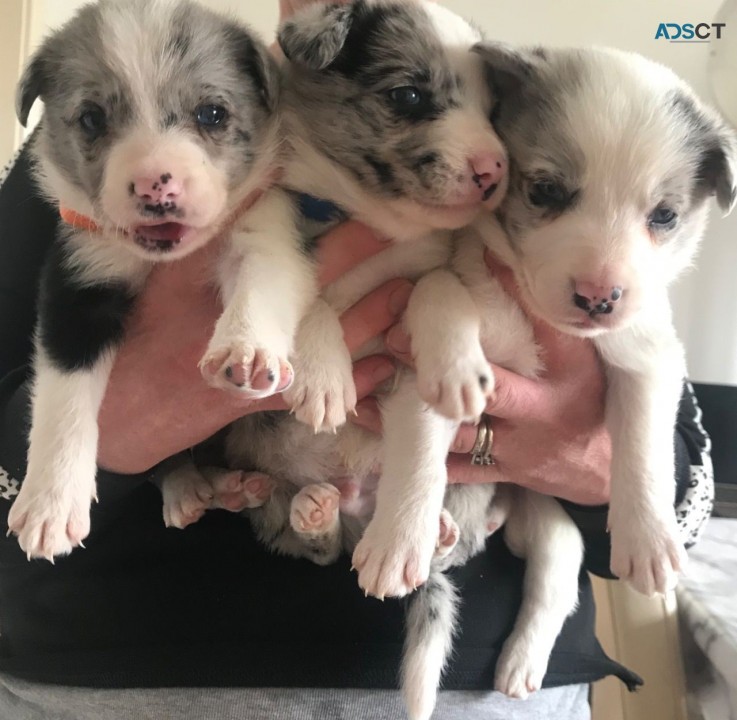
[389, 282, 414, 316]
[386, 324, 411, 354]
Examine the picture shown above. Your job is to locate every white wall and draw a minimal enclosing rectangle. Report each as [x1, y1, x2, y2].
[4, 0, 737, 383]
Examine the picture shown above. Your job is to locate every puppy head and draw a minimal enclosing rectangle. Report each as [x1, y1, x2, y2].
[278, 0, 508, 237]
[17, 0, 280, 261]
[475, 43, 736, 336]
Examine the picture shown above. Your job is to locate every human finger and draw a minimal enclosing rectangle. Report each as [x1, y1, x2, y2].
[483, 364, 556, 422]
[384, 324, 413, 367]
[339, 279, 413, 353]
[352, 356, 395, 402]
[446, 454, 501, 485]
[448, 422, 484, 454]
[316, 221, 390, 286]
[349, 396, 383, 435]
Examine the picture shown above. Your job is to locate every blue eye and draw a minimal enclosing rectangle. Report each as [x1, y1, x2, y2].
[649, 205, 677, 227]
[388, 86, 422, 108]
[196, 104, 228, 127]
[79, 105, 106, 136]
[528, 178, 569, 208]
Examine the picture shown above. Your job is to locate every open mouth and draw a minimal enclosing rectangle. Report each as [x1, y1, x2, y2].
[133, 222, 191, 253]
[482, 184, 499, 202]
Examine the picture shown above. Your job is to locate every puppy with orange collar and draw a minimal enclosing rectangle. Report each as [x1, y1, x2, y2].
[8, 0, 317, 560]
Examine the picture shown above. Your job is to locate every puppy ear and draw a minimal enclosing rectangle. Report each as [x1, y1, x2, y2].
[16, 48, 51, 127]
[241, 37, 282, 113]
[701, 126, 737, 215]
[278, 2, 354, 71]
[472, 42, 538, 85]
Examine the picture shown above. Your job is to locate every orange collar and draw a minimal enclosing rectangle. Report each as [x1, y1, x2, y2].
[59, 177, 279, 236]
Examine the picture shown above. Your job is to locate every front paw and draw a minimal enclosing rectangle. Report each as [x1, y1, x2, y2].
[610, 513, 687, 596]
[7, 478, 93, 560]
[284, 353, 356, 433]
[200, 339, 291, 399]
[415, 345, 494, 422]
[352, 514, 436, 599]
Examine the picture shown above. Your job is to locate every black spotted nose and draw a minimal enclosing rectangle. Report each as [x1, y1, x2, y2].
[573, 282, 623, 317]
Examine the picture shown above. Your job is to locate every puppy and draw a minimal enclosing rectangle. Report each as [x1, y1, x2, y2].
[162, 3, 559, 719]
[161, 0, 507, 528]
[8, 0, 319, 559]
[456, 43, 737, 597]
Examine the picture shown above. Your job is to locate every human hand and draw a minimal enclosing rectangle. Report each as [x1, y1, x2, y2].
[355, 256, 611, 506]
[98, 221, 406, 474]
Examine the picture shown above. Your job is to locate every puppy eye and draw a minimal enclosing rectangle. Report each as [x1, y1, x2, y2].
[528, 178, 570, 208]
[388, 86, 423, 109]
[196, 104, 228, 127]
[648, 205, 678, 228]
[79, 105, 107, 136]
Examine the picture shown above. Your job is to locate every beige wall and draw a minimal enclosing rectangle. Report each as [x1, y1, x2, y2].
[3, 0, 737, 382]
[0, 0, 31, 164]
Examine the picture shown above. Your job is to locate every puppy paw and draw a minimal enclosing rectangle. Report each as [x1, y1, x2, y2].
[610, 512, 686, 596]
[161, 466, 214, 529]
[200, 340, 290, 399]
[434, 509, 459, 559]
[285, 348, 356, 433]
[352, 514, 436, 599]
[209, 470, 275, 512]
[494, 633, 549, 699]
[290, 483, 340, 537]
[7, 478, 93, 560]
[415, 345, 494, 422]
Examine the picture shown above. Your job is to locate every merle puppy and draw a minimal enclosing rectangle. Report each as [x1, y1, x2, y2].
[8, 0, 319, 559]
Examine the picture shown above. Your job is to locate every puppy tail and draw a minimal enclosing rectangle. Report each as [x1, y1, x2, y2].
[401, 571, 459, 720]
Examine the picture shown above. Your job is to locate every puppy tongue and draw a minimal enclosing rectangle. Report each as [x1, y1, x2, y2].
[135, 222, 187, 241]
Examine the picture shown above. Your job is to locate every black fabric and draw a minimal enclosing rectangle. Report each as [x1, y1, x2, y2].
[692, 382, 736, 486]
[0, 141, 662, 693]
[0, 480, 639, 692]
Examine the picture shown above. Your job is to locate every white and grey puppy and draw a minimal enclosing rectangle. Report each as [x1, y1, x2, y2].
[161, 0, 506, 525]
[160, 3, 551, 720]
[7, 0, 318, 559]
[458, 43, 736, 596]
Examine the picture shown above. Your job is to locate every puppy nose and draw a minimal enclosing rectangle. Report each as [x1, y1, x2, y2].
[130, 173, 182, 203]
[470, 153, 506, 199]
[573, 282, 623, 316]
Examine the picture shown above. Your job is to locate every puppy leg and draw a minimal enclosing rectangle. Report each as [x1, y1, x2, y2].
[283, 298, 356, 432]
[7, 351, 114, 559]
[201, 190, 317, 398]
[352, 374, 458, 598]
[407, 269, 493, 422]
[494, 489, 583, 699]
[605, 359, 687, 596]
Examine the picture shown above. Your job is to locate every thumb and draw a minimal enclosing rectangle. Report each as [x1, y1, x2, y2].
[485, 363, 555, 422]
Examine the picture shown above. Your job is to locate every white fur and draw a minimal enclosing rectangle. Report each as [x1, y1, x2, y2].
[8, 351, 113, 559]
